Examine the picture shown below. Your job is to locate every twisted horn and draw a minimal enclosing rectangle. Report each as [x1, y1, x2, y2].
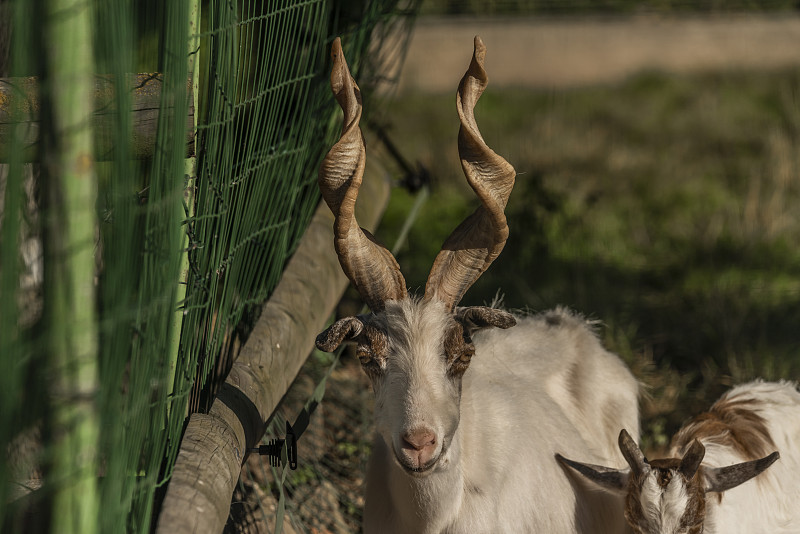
[318, 38, 407, 312]
[424, 36, 516, 310]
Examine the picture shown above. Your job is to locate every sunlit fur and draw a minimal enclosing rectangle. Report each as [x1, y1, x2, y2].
[665, 380, 800, 533]
[562, 380, 800, 533]
[614, 380, 800, 534]
[361, 298, 640, 534]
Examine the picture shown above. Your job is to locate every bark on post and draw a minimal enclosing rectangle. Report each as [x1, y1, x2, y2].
[154, 169, 390, 534]
[0, 74, 195, 162]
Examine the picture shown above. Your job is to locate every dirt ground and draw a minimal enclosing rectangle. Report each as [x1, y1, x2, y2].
[398, 14, 800, 92]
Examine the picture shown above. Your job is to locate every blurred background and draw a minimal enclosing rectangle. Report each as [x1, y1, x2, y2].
[377, 0, 800, 455]
[2, 0, 799, 533]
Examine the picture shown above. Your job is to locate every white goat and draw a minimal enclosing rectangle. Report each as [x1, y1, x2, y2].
[557, 380, 800, 533]
[315, 36, 640, 533]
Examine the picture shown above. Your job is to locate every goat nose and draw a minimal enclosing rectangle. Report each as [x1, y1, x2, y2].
[399, 427, 438, 470]
[401, 428, 436, 451]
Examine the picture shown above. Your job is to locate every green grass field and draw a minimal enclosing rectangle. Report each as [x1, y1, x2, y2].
[375, 68, 800, 451]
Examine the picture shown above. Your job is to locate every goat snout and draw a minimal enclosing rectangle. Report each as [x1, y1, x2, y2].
[399, 428, 437, 470]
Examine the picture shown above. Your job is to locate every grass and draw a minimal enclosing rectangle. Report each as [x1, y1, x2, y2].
[373, 67, 800, 451]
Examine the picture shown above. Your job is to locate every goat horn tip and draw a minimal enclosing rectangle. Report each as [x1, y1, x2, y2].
[472, 35, 486, 62]
[329, 37, 351, 95]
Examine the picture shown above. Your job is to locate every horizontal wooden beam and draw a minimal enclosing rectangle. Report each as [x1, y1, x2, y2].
[0, 73, 194, 162]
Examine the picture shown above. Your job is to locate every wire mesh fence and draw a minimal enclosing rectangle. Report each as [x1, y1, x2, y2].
[0, 0, 420, 532]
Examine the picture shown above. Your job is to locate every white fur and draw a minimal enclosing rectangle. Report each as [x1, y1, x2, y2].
[362, 299, 639, 534]
[674, 380, 800, 534]
[636, 466, 690, 534]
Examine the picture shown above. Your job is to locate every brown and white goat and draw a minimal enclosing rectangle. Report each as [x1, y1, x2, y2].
[558, 380, 800, 533]
[315, 36, 640, 533]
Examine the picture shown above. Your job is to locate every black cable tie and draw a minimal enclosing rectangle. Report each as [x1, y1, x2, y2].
[249, 421, 297, 470]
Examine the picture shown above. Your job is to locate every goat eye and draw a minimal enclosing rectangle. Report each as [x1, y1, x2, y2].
[447, 345, 474, 378]
[356, 346, 374, 365]
[444, 324, 475, 378]
[356, 342, 384, 378]
[351, 323, 388, 378]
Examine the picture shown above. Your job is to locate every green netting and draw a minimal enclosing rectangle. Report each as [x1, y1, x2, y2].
[0, 0, 419, 532]
[179, 0, 420, 419]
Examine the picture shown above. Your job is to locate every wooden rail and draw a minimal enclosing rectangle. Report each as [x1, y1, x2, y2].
[0, 73, 194, 161]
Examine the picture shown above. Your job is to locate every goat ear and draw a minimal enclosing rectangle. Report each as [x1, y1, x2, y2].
[455, 306, 516, 335]
[316, 316, 366, 352]
[703, 451, 780, 493]
[555, 453, 629, 493]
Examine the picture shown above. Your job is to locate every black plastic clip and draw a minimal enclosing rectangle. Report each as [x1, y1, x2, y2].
[250, 421, 298, 470]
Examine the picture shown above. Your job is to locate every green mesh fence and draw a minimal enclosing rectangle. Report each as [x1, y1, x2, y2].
[0, 0, 419, 532]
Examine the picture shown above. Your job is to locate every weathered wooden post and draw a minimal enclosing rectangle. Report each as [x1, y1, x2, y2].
[0, 73, 195, 162]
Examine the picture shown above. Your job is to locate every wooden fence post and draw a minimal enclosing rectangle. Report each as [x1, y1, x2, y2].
[0, 74, 195, 162]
